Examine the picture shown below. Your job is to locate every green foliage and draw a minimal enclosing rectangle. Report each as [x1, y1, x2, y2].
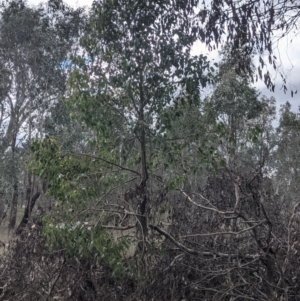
[43, 216, 131, 280]
[27, 1, 219, 281]
[27, 2, 277, 286]
[245, 125, 263, 143]
[30, 137, 92, 202]
[272, 102, 300, 204]
[65, 0, 213, 180]
[30, 137, 132, 280]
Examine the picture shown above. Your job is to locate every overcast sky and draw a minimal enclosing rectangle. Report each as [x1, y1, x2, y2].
[28, 0, 93, 8]
[27, 0, 300, 121]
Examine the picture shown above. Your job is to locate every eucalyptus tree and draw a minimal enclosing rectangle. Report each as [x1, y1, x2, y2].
[64, 0, 211, 235]
[166, 48, 291, 300]
[0, 0, 84, 229]
[204, 46, 263, 170]
[199, 0, 300, 91]
[25, 0, 215, 280]
[273, 102, 300, 208]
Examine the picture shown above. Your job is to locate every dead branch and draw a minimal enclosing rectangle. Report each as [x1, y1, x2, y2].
[182, 220, 266, 238]
[149, 224, 260, 260]
[283, 200, 300, 274]
[180, 190, 235, 215]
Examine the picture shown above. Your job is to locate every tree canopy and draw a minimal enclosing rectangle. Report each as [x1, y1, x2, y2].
[200, 0, 300, 91]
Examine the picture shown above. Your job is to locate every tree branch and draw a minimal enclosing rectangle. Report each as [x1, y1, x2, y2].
[149, 224, 260, 259]
[180, 190, 235, 215]
[182, 220, 266, 238]
[72, 152, 141, 176]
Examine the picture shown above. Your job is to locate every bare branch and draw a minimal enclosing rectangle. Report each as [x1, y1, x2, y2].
[180, 190, 235, 215]
[283, 201, 300, 274]
[182, 220, 266, 238]
[149, 224, 260, 260]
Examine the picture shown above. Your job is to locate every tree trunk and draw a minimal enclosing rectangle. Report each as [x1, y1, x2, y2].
[9, 178, 18, 230]
[0, 199, 5, 225]
[138, 69, 149, 239]
[16, 191, 41, 234]
[8, 135, 18, 230]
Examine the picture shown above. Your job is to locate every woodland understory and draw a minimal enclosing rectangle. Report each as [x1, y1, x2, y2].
[1, 0, 300, 300]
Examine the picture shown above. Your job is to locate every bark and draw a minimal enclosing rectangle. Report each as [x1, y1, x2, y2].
[138, 69, 149, 239]
[15, 192, 41, 234]
[8, 134, 18, 230]
[8, 179, 18, 230]
[0, 199, 5, 225]
[15, 178, 46, 234]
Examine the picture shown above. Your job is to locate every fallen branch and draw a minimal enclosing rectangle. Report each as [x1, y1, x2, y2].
[182, 220, 266, 238]
[149, 224, 260, 260]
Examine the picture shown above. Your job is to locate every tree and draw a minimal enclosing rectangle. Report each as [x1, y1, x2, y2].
[273, 102, 300, 208]
[64, 0, 211, 239]
[205, 46, 262, 168]
[0, 0, 84, 229]
[21, 0, 216, 286]
[4, 1, 300, 300]
[199, 0, 300, 91]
